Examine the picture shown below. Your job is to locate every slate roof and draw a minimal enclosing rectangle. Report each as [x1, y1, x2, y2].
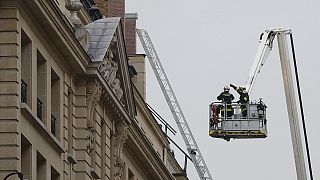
[85, 17, 121, 62]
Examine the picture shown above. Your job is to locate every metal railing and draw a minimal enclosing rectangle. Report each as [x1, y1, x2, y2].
[146, 103, 177, 136]
[51, 114, 56, 136]
[21, 80, 27, 103]
[37, 98, 43, 120]
[209, 101, 267, 132]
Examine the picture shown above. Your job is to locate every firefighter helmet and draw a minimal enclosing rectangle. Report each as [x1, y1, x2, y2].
[224, 86, 230, 92]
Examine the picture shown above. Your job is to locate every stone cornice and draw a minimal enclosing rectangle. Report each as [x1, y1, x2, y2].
[133, 85, 170, 146]
[14, 0, 91, 75]
[126, 121, 176, 180]
[85, 69, 132, 125]
[113, 23, 136, 118]
[21, 103, 65, 154]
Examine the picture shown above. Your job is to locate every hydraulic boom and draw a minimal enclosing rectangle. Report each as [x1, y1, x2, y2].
[244, 28, 309, 180]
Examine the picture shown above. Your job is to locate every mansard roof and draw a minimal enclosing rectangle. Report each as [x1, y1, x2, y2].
[85, 17, 121, 62]
[84, 17, 136, 119]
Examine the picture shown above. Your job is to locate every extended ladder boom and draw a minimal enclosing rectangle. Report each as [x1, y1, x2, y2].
[137, 29, 213, 180]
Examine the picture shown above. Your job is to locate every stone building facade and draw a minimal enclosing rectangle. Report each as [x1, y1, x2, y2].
[0, 0, 188, 179]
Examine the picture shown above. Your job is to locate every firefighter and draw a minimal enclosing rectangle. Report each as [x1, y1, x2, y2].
[230, 84, 249, 118]
[217, 86, 234, 118]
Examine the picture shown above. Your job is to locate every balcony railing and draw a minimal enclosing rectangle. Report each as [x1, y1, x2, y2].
[51, 114, 57, 136]
[21, 80, 27, 103]
[37, 98, 43, 120]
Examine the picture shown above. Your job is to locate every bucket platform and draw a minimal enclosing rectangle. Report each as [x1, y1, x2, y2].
[209, 100, 267, 141]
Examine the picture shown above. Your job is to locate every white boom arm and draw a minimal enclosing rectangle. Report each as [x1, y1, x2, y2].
[244, 30, 275, 94]
[245, 28, 307, 180]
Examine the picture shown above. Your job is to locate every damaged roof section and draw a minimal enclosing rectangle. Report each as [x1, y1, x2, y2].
[85, 17, 121, 62]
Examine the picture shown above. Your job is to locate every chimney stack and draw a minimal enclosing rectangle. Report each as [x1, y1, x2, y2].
[124, 13, 138, 55]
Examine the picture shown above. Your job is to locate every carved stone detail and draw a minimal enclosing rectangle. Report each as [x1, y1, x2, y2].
[114, 156, 126, 180]
[86, 127, 95, 154]
[112, 120, 128, 180]
[114, 120, 128, 156]
[112, 78, 123, 100]
[98, 49, 124, 101]
[111, 34, 117, 46]
[65, 0, 83, 26]
[75, 26, 91, 51]
[86, 80, 102, 127]
[85, 81, 101, 154]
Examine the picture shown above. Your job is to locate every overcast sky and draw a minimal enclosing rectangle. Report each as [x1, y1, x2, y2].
[126, 1, 319, 180]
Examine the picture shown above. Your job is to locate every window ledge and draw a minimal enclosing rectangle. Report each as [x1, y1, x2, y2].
[21, 103, 65, 154]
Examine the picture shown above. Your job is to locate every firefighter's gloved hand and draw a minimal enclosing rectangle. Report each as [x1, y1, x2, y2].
[230, 84, 237, 89]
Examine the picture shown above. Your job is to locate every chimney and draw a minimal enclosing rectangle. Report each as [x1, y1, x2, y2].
[107, 0, 125, 19]
[94, 0, 108, 16]
[94, 0, 125, 19]
[124, 13, 138, 55]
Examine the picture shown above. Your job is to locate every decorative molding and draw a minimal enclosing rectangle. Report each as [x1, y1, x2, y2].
[86, 80, 102, 127]
[98, 48, 124, 101]
[114, 156, 126, 180]
[21, 103, 65, 154]
[112, 78, 123, 100]
[114, 120, 128, 157]
[65, 0, 83, 26]
[86, 127, 95, 154]
[85, 80, 101, 153]
[112, 120, 129, 180]
[75, 26, 91, 51]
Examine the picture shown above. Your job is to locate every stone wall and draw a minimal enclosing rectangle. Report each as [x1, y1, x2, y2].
[0, 7, 20, 179]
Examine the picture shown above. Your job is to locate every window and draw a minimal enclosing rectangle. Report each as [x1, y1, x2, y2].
[128, 169, 134, 180]
[21, 135, 32, 179]
[36, 151, 46, 180]
[51, 69, 60, 137]
[21, 30, 32, 106]
[51, 166, 60, 180]
[37, 51, 47, 122]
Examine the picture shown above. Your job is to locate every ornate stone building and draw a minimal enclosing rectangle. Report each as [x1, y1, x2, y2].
[0, 0, 188, 179]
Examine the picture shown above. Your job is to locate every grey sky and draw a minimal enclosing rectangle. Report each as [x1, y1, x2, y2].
[126, 1, 319, 179]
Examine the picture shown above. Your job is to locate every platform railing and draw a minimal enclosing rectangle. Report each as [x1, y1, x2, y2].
[209, 101, 267, 132]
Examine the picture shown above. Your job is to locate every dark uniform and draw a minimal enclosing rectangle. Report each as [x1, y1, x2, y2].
[230, 84, 249, 118]
[217, 91, 234, 118]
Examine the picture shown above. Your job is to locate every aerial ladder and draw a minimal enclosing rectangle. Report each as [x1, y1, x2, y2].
[209, 28, 313, 180]
[137, 29, 213, 180]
